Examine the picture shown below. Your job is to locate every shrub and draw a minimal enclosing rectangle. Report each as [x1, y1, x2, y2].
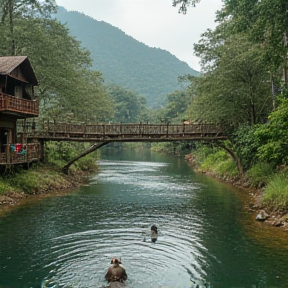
[245, 162, 275, 188]
[192, 145, 215, 167]
[213, 158, 238, 178]
[73, 156, 98, 172]
[262, 174, 288, 209]
[233, 124, 260, 170]
[0, 181, 13, 195]
[10, 172, 39, 194]
[199, 148, 238, 178]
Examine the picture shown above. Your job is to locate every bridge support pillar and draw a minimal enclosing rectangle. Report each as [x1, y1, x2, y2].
[39, 140, 45, 163]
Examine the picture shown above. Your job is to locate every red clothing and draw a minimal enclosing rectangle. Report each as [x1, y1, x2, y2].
[16, 143, 23, 152]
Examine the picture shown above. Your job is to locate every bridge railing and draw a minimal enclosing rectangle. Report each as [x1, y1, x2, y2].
[17, 120, 224, 139]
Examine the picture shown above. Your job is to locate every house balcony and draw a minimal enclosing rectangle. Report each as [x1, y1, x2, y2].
[0, 92, 39, 117]
[0, 143, 40, 165]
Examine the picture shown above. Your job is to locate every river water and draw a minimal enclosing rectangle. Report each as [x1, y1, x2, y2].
[0, 148, 287, 288]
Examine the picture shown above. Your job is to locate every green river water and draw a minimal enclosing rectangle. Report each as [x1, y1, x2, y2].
[0, 148, 287, 288]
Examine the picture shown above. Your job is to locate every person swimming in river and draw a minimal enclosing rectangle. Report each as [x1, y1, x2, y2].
[105, 258, 127, 285]
[150, 225, 158, 243]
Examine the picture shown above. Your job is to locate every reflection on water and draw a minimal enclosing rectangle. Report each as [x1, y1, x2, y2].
[0, 148, 287, 288]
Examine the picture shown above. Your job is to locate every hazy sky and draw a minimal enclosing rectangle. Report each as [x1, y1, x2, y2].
[56, 0, 223, 71]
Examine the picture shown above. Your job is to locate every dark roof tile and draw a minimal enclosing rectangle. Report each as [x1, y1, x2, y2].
[0, 56, 39, 85]
[0, 56, 28, 74]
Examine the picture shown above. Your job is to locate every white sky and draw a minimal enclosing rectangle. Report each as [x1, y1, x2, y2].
[56, 0, 223, 71]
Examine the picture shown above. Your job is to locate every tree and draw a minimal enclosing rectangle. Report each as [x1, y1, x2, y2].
[0, 0, 56, 54]
[219, 0, 288, 86]
[254, 97, 288, 167]
[172, 0, 201, 14]
[188, 34, 272, 127]
[156, 90, 191, 123]
[106, 84, 147, 123]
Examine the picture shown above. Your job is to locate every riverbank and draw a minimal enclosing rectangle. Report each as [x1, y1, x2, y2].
[0, 163, 93, 211]
[185, 153, 288, 232]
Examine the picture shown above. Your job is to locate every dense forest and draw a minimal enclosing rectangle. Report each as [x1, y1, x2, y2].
[0, 0, 288, 215]
[55, 6, 199, 107]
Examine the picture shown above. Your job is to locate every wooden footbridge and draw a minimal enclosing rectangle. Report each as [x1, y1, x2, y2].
[25, 121, 226, 142]
[1, 121, 227, 172]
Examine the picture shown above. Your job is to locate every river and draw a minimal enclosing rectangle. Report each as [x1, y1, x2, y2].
[0, 148, 287, 288]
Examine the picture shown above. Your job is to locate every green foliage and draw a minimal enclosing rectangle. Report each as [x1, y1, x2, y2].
[245, 162, 275, 189]
[189, 34, 272, 126]
[200, 149, 238, 178]
[220, 0, 288, 70]
[0, 0, 57, 21]
[191, 144, 214, 167]
[0, 181, 14, 195]
[262, 173, 288, 209]
[72, 156, 98, 172]
[9, 171, 39, 194]
[151, 142, 174, 154]
[46, 142, 75, 162]
[0, 165, 76, 195]
[156, 90, 191, 123]
[106, 84, 147, 123]
[232, 124, 260, 170]
[254, 98, 288, 167]
[151, 141, 192, 155]
[172, 0, 201, 14]
[45, 142, 98, 164]
[0, 0, 57, 55]
[45, 141, 99, 173]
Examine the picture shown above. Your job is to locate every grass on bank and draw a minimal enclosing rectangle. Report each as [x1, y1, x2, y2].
[262, 173, 288, 210]
[0, 154, 99, 196]
[192, 147, 238, 179]
[245, 162, 275, 189]
[0, 164, 72, 195]
[245, 163, 288, 210]
[0, 181, 16, 195]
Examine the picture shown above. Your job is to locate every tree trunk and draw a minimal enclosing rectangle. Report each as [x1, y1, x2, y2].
[62, 141, 110, 174]
[216, 141, 244, 178]
[8, 0, 15, 55]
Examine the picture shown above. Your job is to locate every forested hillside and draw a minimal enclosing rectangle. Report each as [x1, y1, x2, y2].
[55, 6, 199, 107]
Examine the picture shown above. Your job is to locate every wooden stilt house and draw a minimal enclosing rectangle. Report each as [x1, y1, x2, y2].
[0, 56, 40, 165]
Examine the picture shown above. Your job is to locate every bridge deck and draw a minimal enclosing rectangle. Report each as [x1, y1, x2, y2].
[23, 122, 227, 142]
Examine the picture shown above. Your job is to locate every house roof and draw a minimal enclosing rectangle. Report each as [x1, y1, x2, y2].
[0, 56, 39, 85]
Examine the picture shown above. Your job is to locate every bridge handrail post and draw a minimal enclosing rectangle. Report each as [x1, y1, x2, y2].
[166, 122, 169, 137]
[53, 119, 56, 136]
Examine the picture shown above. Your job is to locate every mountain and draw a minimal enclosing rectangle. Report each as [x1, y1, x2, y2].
[55, 7, 199, 107]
